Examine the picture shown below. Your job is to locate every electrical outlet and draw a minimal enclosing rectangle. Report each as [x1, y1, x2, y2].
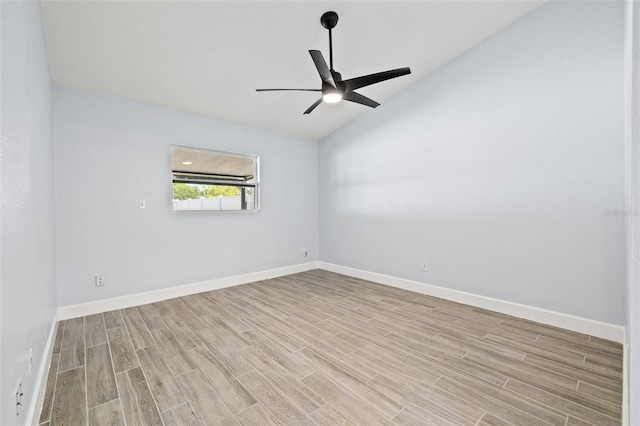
[95, 275, 104, 287]
[421, 261, 428, 271]
[138, 200, 146, 209]
[303, 248, 308, 258]
[15, 379, 23, 420]
[28, 349, 33, 375]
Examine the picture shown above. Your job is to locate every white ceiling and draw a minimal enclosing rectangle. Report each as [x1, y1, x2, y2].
[41, 1, 544, 141]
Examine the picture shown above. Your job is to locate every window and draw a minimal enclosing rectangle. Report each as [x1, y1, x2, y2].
[171, 145, 259, 211]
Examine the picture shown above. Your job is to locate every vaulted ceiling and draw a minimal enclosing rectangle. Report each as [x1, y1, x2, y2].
[41, 1, 544, 140]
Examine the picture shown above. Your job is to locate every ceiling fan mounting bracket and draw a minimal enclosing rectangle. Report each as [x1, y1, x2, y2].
[320, 11, 339, 30]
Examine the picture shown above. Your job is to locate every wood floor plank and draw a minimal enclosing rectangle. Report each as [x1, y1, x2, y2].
[435, 332, 526, 360]
[166, 298, 209, 330]
[237, 370, 314, 425]
[405, 347, 510, 388]
[116, 367, 163, 426]
[290, 330, 356, 360]
[435, 375, 567, 426]
[203, 291, 253, 321]
[499, 318, 591, 346]
[197, 315, 252, 351]
[577, 380, 622, 406]
[51, 367, 85, 426]
[537, 335, 622, 360]
[150, 327, 197, 376]
[52, 323, 64, 354]
[136, 303, 167, 331]
[588, 336, 623, 353]
[162, 402, 203, 426]
[64, 317, 85, 329]
[201, 308, 253, 334]
[462, 351, 580, 396]
[392, 406, 466, 426]
[88, 399, 125, 426]
[180, 293, 219, 317]
[368, 316, 439, 341]
[301, 372, 391, 425]
[477, 412, 514, 426]
[523, 354, 623, 391]
[189, 346, 256, 414]
[504, 378, 620, 424]
[369, 373, 477, 425]
[341, 340, 441, 387]
[381, 331, 452, 357]
[334, 329, 409, 359]
[242, 329, 314, 380]
[278, 300, 332, 324]
[295, 348, 402, 418]
[107, 326, 139, 373]
[137, 345, 187, 412]
[326, 315, 391, 341]
[585, 352, 623, 374]
[122, 311, 155, 350]
[278, 316, 334, 341]
[245, 296, 293, 324]
[372, 371, 485, 423]
[103, 310, 125, 329]
[293, 339, 378, 383]
[309, 403, 352, 426]
[244, 309, 297, 335]
[58, 325, 85, 372]
[120, 307, 141, 317]
[243, 317, 304, 353]
[485, 333, 587, 365]
[242, 346, 325, 414]
[177, 369, 240, 425]
[85, 313, 107, 347]
[86, 343, 118, 408]
[196, 330, 253, 377]
[566, 416, 596, 426]
[235, 403, 282, 426]
[38, 353, 60, 424]
[468, 352, 621, 412]
[161, 309, 203, 350]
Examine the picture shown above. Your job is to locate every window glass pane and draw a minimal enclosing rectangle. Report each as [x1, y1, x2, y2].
[171, 146, 259, 212]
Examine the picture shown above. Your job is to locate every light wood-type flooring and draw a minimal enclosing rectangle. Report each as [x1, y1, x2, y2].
[38, 269, 623, 425]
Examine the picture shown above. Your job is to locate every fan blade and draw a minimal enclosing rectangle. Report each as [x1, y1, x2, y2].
[303, 98, 323, 115]
[343, 91, 380, 109]
[256, 89, 321, 92]
[343, 67, 411, 91]
[309, 50, 336, 89]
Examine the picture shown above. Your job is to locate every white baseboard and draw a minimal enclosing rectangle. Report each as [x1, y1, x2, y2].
[57, 262, 320, 320]
[58, 260, 625, 343]
[319, 262, 626, 343]
[26, 312, 59, 426]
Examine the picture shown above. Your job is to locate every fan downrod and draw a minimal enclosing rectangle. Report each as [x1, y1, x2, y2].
[320, 11, 338, 30]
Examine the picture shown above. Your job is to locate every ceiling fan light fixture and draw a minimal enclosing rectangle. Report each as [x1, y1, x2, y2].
[322, 92, 342, 103]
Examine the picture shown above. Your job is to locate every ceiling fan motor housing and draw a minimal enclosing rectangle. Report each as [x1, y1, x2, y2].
[321, 11, 339, 30]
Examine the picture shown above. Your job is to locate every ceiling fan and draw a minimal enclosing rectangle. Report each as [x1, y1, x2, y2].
[256, 11, 411, 115]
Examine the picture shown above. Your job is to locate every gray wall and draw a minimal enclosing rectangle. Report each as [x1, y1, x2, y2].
[1, 1, 57, 423]
[54, 88, 319, 307]
[319, 1, 625, 325]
